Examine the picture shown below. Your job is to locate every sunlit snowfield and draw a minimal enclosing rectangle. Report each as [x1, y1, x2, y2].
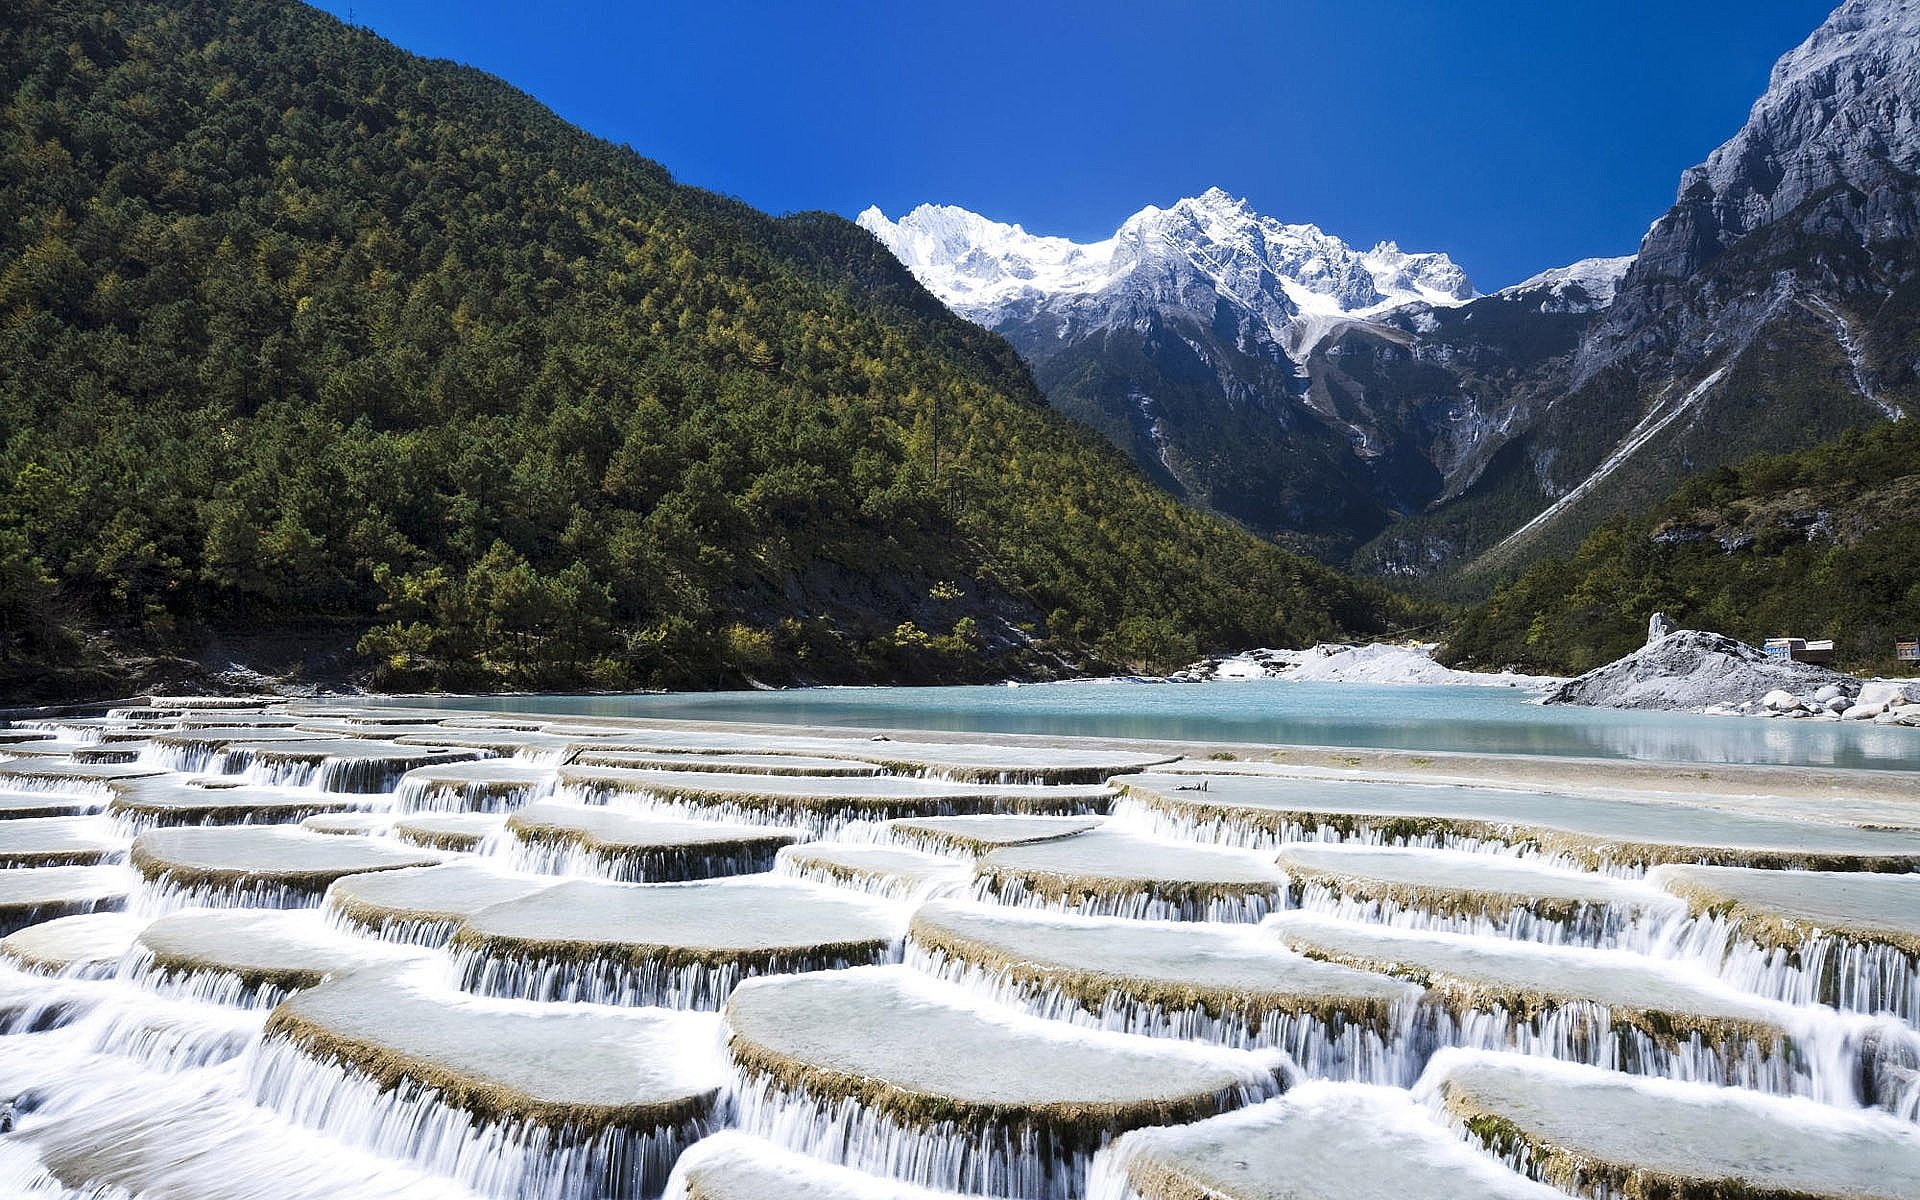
[0, 695, 1916, 1199]
[376, 680, 1920, 771]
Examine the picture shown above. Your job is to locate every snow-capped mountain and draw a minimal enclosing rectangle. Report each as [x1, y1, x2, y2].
[1493, 256, 1634, 314]
[858, 188, 1475, 358]
[858, 189, 1597, 556]
[858, 1, 1919, 579]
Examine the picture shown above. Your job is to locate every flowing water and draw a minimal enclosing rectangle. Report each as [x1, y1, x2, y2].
[366, 680, 1920, 770]
[0, 696, 1916, 1200]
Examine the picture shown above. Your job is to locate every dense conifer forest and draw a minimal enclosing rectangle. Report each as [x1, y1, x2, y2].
[0, 0, 1413, 699]
[1442, 416, 1920, 677]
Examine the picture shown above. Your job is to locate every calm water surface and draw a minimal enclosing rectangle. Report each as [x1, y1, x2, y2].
[368, 680, 1920, 772]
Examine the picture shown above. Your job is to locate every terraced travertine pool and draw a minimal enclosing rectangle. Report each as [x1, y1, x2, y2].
[0, 696, 1917, 1200]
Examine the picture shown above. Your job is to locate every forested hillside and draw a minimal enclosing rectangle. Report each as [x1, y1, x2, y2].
[1442, 417, 1920, 676]
[0, 0, 1416, 699]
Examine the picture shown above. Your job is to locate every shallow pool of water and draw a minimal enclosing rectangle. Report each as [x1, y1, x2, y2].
[366, 681, 1920, 771]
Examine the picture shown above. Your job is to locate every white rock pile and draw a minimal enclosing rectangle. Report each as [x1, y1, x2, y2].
[1748, 679, 1920, 725]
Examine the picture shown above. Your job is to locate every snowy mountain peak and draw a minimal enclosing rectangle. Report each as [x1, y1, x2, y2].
[1496, 255, 1635, 313]
[858, 190, 1477, 339]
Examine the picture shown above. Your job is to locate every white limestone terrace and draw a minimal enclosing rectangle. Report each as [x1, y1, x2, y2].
[1265, 911, 1862, 1101]
[324, 860, 556, 945]
[1115, 772, 1920, 871]
[1416, 1049, 1920, 1200]
[0, 911, 147, 976]
[907, 900, 1419, 1065]
[259, 960, 728, 1130]
[1275, 842, 1683, 944]
[391, 811, 504, 852]
[1652, 865, 1920, 958]
[391, 759, 557, 813]
[570, 750, 885, 777]
[666, 1131, 961, 1200]
[1650, 864, 1920, 1024]
[1089, 1081, 1567, 1200]
[0, 816, 124, 868]
[503, 800, 803, 881]
[774, 841, 974, 901]
[558, 764, 1113, 834]
[134, 906, 422, 1005]
[723, 964, 1289, 1197]
[450, 875, 907, 1008]
[6, 692, 1920, 1198]
[0, 864, 137, 935]
[108, 778, 367, 829]
[129, 825, 441, 907]
[883, 813, 1105, 856]
[975, 827, 1292, 921]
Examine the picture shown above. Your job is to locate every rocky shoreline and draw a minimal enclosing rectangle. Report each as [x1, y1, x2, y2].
[1169, 643, 1563, 690]
[1543, 628, 1920, 725]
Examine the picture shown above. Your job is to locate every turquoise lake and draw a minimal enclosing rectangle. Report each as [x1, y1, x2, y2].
[368, 680, 1920, 772]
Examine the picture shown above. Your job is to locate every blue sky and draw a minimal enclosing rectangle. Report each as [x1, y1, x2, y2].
[310, 0, 1836, 288]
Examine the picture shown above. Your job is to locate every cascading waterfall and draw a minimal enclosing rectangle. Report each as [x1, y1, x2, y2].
[1107, 796, 1644, 879]
[728, 1066, 1283, 1200]
[904, 940, 1411, 1083]
[450, 939, 904, 1010]
[245, 1036, 720, 1200]
[1652, 910, 1920, 1026]
[393, 777, 554, 815]
[500, 839, 781, 885]
[970, 875, 1282, 924]
[7, 700, 1920, 1199]
[1289, 881, 1666, 950]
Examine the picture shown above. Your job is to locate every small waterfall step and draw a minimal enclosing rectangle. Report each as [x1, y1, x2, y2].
[1265, 912, 1847, 1099]
[255, 962, 727, 1200]
[394, 812, 506, 852]
[393, 728, 591, 762]
[0, 911, 146, 975]
[1090, 1081, 1565, 1200]
[884, 814, 1104, 857]
[393, 760, 557, 813]
[504, 801, 801, 881]
[665, 1131, 963, 1199]
[304, 812, 395, 835]
[0, 816, 123, 867]
[134, 907, 422, 1005]
[822, 741, 1178, 785]
[108, 778, 366, 828]
[1117, 774, 1920, 871]
[1418, 1050, 1920, 1200]
[1651, 864, 1920, 1024]
[976, 828, 1290, 921]
[776, 841, 973, 900]
[0, 788, 101, 818]
[144, 727, 327, 772]
[230, 739, 486, 793]
[1275, 843, 1682, 945]
[0, 863, 136, 934]
[574, 750, 885, 777]
[3, 1063, 485, 1200]
[0, 758, 163, 792]
[907, 899, 1420, 1070]
[452, 876, 906, 1008]
[130, 825, 441, 908]
[325, 861, 557, 946]
[558, 766, 1112, 836]
[723, 964, 1288, 1200]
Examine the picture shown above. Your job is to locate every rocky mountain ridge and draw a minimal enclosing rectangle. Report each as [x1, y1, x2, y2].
[864, 0, 1920, 581]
